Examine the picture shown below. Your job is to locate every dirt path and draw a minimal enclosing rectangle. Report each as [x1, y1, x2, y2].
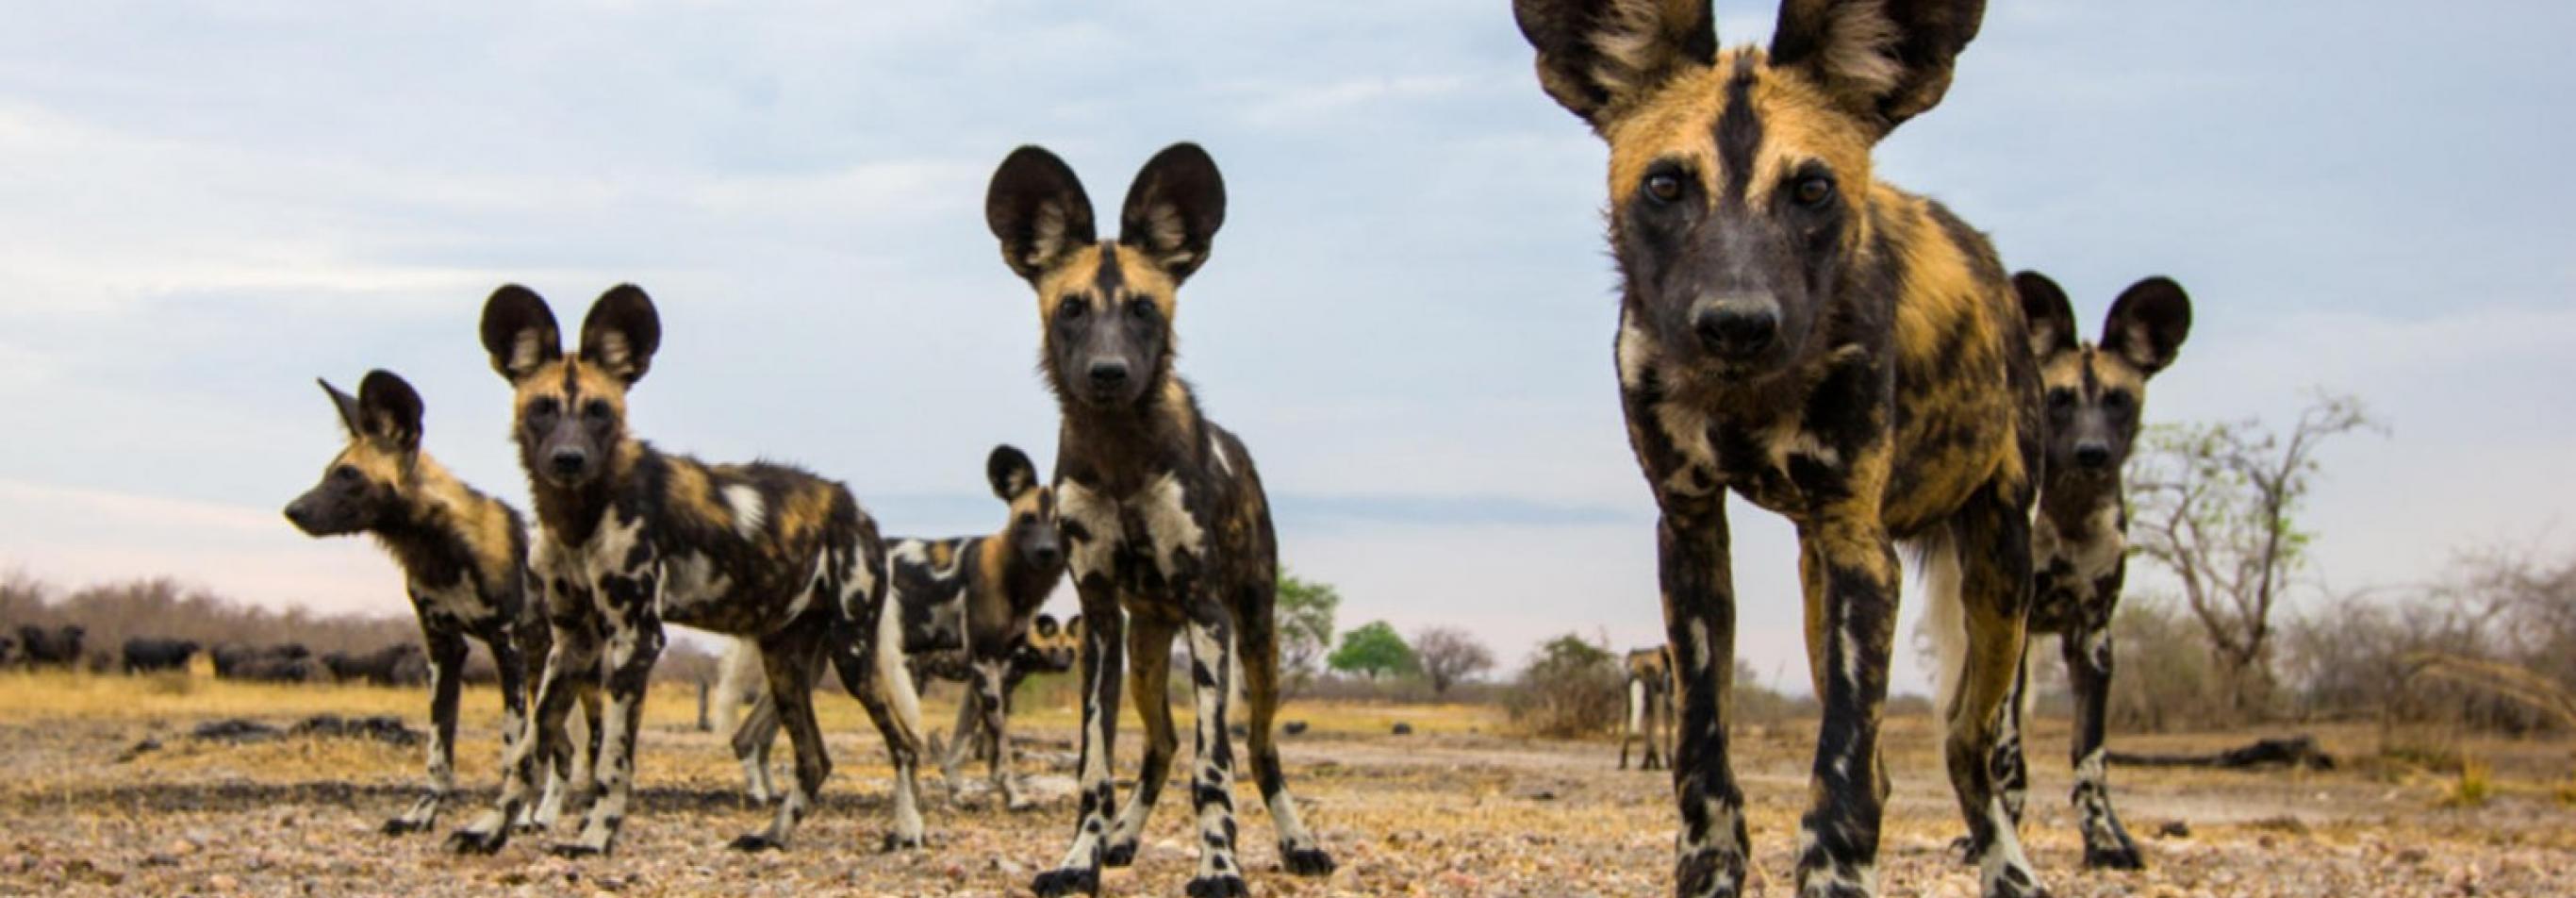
[1, 687, 2571, 896]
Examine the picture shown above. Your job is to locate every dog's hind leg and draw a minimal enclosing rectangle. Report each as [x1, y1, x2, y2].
[1100, 613, 1178, 869]
[1937, 489, 2049, 898]
[387, 625, 468, 835]
[728, 629, 830, 851]
[1238, 578, 1332, 876]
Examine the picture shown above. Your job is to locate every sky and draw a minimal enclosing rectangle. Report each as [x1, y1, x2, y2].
[3, 1, 2572, 696]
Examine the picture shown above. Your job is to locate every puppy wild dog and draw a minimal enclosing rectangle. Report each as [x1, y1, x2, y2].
[986, 143, 1336, 897]
[1514, 2, 2048, 896]
[1622, 645, 1676, 771]
[725, 614, 1082, 806]
[724, 445, 1068, 808]
[1937, 272, 2188, 870]
[925, 612, 1083, 778]
[446, 284, 926, 857]
[284, 371, 551, 835]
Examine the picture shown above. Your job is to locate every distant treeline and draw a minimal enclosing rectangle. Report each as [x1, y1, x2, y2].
[0, 572, 717, 683]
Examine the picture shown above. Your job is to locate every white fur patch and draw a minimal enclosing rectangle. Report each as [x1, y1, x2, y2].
[1139, 474, 1207, 576]
[660, 551, 729, 610]
[1786, 430, 1841, 469]
[1616, 313, 1654, 391]
[409, 573, 491, 623]
[1653, 400, 1721, 496]
[714, 639, 768, 728]
[722, 485, 766, 540]
[1923, 540, 1969, 734]
[1055, 479, 1122, 579]
[1628, 679, 1649, 732]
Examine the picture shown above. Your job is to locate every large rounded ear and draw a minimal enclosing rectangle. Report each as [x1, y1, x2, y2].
[317, 377, 366, 439]
[2013, 271, 2078, 359]
[580, 284, 662, 385]
[1119, 142, 1227, 282]
[986, 444, 1039, 501]
[2101, 276, 2192, 375]
[479, 284, 562, 383]
[1032, 614, 1061, 638]
[1514, 0, 1719, 133]
[986, 146, 1098, 283]
[1770, 0, 1987, 140]
[1065, 614, 1083, 641]
[356, 370, 426, 451]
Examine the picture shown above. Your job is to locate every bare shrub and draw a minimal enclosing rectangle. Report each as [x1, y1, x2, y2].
[2106, 593, 2233, 733]
[1504, 633, 1622, 739]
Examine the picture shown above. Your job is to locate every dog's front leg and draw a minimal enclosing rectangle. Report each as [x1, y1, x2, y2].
[1792, 507, 1901, 898]
[552, 544, 665, 857]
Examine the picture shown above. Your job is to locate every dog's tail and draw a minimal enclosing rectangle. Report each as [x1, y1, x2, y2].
[1627, 676, 1648, 734]
[1923, 533, 1971, 747]
[712, 638, 766, 736]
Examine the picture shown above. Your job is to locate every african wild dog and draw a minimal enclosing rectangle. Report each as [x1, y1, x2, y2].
[927, 612, 1083, 777]
[727, 443, 1069, 809]
[1932, 272, 2190, 871]
[446, 284, 926, 857]
[724, 613, 1082, 807]
[986, 142, 1336, 897]
[122, 638, 202, 674]
[1621, 644, 1676, 771]
[1515, 1, 2047, 895]
[285, 371, 565, 835]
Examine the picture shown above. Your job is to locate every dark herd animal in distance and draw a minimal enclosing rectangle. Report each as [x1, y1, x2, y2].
[1, 2, 2225, 896]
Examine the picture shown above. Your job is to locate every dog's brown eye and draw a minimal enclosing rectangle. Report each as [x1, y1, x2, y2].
[528, 397, 559, 419]
[334, 465, 360, 482]
[583, 400, 612, 421]
[1127, 299, 1155, 322]
[2103, 391, 2133, 412]
[2046, 390, 2076, 410]
[1793, 175, 1835, 208]
[1643, 173, 1684, 204]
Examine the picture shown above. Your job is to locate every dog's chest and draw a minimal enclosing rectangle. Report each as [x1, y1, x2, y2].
[407, 573, 495, 629]
[2033, 501, 2125, 620]
[1058, 474, 1207, 589]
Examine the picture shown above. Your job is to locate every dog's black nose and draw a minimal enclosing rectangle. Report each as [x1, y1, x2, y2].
[1032, 543, 1064, 567]
[1087, 359, 1130, 391]
[282, 504, 313, 529]
[1693, 304, 1777, 359]
[550, 449, 588, 477]
[2073, 443, 2112, 470]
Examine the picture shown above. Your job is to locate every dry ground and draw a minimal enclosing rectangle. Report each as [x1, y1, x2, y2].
[2, 671, 2571, 897]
